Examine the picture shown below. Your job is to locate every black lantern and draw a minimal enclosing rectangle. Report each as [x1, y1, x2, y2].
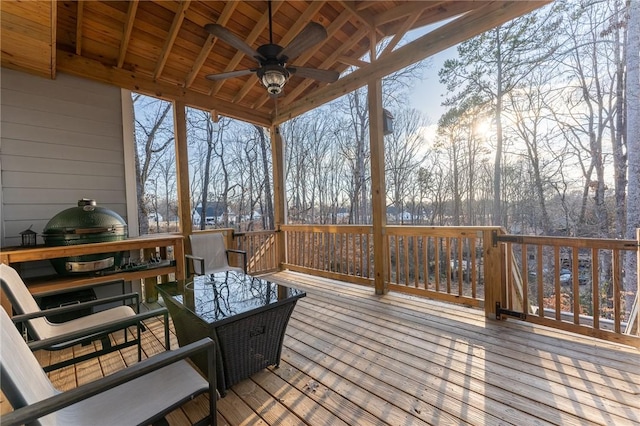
[20, 226, 37, 247]
[383, 109, 394, 135]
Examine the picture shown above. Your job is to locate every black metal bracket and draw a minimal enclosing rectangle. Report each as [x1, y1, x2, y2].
[492, 231, 525, 247]
[496, 302, 527, 320]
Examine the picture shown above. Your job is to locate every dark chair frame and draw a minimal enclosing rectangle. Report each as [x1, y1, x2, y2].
[2, 274, 170, 372]
[1, 334, 216, 426]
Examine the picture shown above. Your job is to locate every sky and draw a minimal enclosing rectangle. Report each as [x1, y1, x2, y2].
[409, 48, 457, 122]
[403, 25, 460, 144]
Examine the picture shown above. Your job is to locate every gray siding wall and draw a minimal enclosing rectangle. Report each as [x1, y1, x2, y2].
[1, 68, 127, 250]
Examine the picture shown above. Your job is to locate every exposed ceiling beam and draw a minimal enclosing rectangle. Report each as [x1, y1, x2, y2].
[117, 0, 138, 68]
[275, 1, 551, 124]
[379, 1, 482, 41]
[373, 1, 446, 26]
[75, 1, 83, 55]
[184, 1, 237, 88]
[379, 11, 421, 58]
[355, 1, 378, 12]
[338, 56, 369, 68]
[338, 1, 377, 33]
[57, 51, 271, 127]
[153, 0, 191, 81]
[50, 0, 56, 79]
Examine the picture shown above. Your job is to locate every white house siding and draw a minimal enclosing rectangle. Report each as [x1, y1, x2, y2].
[0, 68, 127, 251]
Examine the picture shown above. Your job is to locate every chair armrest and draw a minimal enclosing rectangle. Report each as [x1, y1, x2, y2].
[25, 308, 169, 351]
[12, 293, 141, 322]
[1, 338, 216, 426]
[185, 254, 205, 276]
[226, 249, 247, 273]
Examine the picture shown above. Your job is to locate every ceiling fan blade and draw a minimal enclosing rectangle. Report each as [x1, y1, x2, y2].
[204, 24, 264, 63]
[279, 22, 327, 62]
[205, 69, 256, 81]
[287, 66, 339, 83]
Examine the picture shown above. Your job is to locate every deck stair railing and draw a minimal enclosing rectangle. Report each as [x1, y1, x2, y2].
[507, 249, 527, 314]
[495, 232, 639, 348]
[624, 228, 640, 336]
[234, 230, 278, 274]
[626, 295, 638, 335]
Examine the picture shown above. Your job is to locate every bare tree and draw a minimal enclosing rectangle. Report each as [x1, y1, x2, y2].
[132, 95, 174, 235]
[385, 107, 428, 224]
[439, 6, 559, 226]
[253, 126, 274, 230]
[624, 0, 639, 315]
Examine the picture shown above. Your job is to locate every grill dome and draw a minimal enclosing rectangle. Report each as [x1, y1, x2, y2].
[42, 199, 128, 274]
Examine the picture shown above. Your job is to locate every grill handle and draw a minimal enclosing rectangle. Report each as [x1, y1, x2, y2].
[68, 227, 116, 235]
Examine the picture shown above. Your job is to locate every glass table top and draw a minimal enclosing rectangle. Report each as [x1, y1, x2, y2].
[157, 271, 305, 325]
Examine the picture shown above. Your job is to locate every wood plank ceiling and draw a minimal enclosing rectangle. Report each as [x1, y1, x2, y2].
[1, 1, 550, 127]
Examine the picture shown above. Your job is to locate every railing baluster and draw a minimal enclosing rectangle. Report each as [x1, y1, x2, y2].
[554, 246, 561, 321]
[572, 247, 580, 325]
[592, 249, 600, 330]
[613, 248, 621, 334]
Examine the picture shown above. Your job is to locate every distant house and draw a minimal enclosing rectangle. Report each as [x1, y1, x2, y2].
[386, 206, 412, 223]
[148, 212, 164, 223]
[192, 202, 228, 226]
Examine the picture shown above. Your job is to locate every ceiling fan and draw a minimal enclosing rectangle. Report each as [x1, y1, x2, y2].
[204, 1, 339, 95]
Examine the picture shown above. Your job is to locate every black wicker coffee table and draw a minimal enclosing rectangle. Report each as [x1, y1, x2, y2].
[157, 271, 305, 394]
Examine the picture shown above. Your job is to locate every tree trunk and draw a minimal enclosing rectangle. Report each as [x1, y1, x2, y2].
[493, 31, 504, 226]
[255, 126, 274, 230]
[612, 1, 627, 238]
[625, 0, 639, 316]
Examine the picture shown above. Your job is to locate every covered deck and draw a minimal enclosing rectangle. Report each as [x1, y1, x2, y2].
[1, 1, 638, 424]
[18, 271, 640, 425]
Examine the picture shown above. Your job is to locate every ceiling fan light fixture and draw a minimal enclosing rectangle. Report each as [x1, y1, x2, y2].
[260, 68, 288, 95]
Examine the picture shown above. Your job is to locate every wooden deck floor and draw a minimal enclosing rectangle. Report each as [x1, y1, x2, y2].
[7, 271, 640, 425]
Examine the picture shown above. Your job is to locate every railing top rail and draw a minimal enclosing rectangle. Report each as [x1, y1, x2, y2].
[386, 225, 504, 231]
[281, 224, 373, 232]
[233, 230, 276, 237]
[497, 234, 638, 250]
[191, 228, 235, 235]
[387, 225, 501, 237]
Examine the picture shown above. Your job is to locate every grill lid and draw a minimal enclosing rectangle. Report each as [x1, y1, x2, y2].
[43, 199, 128, 236]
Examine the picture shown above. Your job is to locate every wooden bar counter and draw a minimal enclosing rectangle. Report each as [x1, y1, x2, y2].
[0, 234, 185, 307]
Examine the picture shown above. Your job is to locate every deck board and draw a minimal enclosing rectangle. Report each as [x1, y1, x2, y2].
[3, 270, 639, 425]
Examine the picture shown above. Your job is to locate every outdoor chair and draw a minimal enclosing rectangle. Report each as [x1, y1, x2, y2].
[0, 263, 170, 372]
[186, 232, 247, 277]
[0, 306, 216, 426]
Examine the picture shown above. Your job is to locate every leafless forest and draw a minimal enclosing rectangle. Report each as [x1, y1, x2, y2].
[135, 0, 638, 248]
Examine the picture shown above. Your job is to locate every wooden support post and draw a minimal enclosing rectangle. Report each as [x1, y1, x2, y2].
[271, 125, 286, 270]
[484, 228, 506, 319]
[143, 247, 157, 302]
[174, 101, 192, 257]
[368, 79, 387, 295]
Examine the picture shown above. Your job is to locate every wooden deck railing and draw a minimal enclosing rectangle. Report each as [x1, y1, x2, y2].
[280, 225, 374, 286]
[234, 230, 279, 275]
[235, 226, 639, 348]
[495, 232, 639, 347]
[385, 226, 498, 308]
